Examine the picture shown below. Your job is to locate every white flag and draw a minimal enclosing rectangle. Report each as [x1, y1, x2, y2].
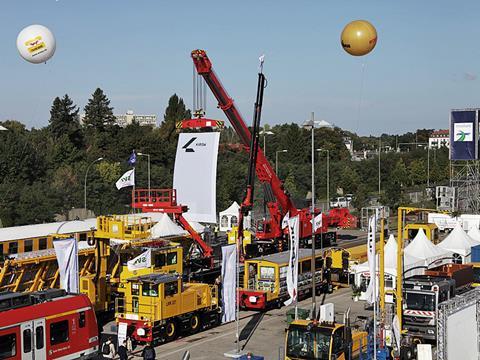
[53, 238, 79, 293]
[282, 212, 290, 230]
[285, 215, 300, 306]
[127, 249, 152, 271]
[312, 213, 323, 232]
[116, 168, 135, 190]
[392, 315, 401, 351]
[365, 215, 377, 304]
[221, 244, 237, 323]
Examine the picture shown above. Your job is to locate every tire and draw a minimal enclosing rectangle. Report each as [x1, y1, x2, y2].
[190, 314, 201, 334]
[165, 320, 177, 341]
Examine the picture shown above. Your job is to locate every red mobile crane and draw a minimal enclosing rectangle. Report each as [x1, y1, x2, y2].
[191, 49, 336, 254]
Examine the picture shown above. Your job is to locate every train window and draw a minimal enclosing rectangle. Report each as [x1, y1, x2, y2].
[142, 283, 159, 297]
[39, 238, 47, 250]
[79, 233, 87, 242]
[79, 311, 86, 328]
[332, 330, 344, 354]
[36, 326, 44, 349]
[23, 329, 32, 353]
[167, 252, 177, 265]
[50, 320, 69, 345]
[0, 299, 11, 311]
[131, 284, 140, 296]
[8, 242, 18, 255]
[24, 240, 33, 253]
[260, 266, 275, 280]
[315, 257, 323, 270]
[301, 261, 311, 274]
[164, 281, 178, 297]
[154, 254, 166, 268]
[13, 295, 30, 307]
[0, 333, 16, 359]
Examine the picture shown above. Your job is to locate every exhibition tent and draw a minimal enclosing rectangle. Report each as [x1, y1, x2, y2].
[404, 228, 451, 267]
[468, 226, 480, 243]
[150, 213, 187, 238]
[438, 222, 480, 262]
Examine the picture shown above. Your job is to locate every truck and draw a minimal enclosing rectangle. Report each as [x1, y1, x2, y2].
[402, 264, 474, 342]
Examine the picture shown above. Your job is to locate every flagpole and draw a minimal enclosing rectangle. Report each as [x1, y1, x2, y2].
[373, 213, 377, 360]
[132, 167, 136, 214]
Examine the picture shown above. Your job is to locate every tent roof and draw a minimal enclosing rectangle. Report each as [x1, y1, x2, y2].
[404, 228, 449, 260]
[220, 201, 240, 216]
[150, 214, 187, 238]
[438, 222, 479, 256]
[468, 227, 480, 243]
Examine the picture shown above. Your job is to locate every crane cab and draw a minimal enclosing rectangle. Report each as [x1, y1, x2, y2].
[285, 319, 367, 360]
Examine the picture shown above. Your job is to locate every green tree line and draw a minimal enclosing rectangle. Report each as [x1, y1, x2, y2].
[0, 89, 449, 226]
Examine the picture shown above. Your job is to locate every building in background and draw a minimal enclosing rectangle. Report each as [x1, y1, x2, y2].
[429, 129, 449, 149]
[79, 110, 157, 127]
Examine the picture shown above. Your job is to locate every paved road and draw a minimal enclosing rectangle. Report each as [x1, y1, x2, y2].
[153, 288, 372, 360]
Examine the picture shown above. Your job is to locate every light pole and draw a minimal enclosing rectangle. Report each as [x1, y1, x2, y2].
[137, 152, 151, 197]
[260, 130, 274, 157]
[84, 157, 104, 211]
[317, 149, 329, 210]
[275, 150, 288, 176]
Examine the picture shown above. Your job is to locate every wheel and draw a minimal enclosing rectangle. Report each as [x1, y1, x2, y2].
[165, 320, 177, 341]
[190, 314, 201, 334]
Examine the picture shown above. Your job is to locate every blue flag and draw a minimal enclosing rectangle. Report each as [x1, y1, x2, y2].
[128, 151, 136, 166]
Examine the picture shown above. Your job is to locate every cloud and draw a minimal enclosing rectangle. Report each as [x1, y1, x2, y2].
[464, 72, 477, 81]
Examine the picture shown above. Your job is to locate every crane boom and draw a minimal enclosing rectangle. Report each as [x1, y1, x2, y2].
[191, 49, 296, 219]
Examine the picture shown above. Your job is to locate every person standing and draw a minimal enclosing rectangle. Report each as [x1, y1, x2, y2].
[125, 336, 133, 353]
[118, 340, 128, 360]
[102, 337, 116, 360]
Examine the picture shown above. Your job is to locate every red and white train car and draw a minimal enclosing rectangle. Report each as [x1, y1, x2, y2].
[0, 289, 99, 360]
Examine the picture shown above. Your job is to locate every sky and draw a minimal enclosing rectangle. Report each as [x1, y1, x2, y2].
[2, 1, 480, 135]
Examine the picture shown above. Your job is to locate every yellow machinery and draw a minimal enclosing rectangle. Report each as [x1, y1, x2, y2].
[227, 226, 252, 253]
[239, 249, 325, 310]
[403, 223, 439, 243]
[285, 319, 367, 360]
[324, 248, 350, 285]
[115, 273, 220, 344]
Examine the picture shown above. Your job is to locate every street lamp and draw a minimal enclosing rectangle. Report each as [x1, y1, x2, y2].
[317, 149, 329, 210]
[302, 112, 325, 319]
[275, 150, 288, 175]
[137, 152, 151, 197]
[260, 130, 274, 157]
[84, 157, 104, 211]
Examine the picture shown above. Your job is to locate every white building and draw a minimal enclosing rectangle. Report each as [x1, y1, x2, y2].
[114, 110, 157, 127]
[429, 129, 449, 149]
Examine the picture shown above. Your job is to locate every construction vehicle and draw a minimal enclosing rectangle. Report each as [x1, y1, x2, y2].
[191, 49, 338, 256]
[131, 188, 214, 270]
[0, 289, 99, 360]
[115, 273, 220, 345]
[285, 307, 368, 360]
[403, 263, 474, 341]
[239, 249, 329, 310]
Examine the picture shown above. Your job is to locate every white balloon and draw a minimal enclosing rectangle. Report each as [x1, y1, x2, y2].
[17, 24, 56, 64]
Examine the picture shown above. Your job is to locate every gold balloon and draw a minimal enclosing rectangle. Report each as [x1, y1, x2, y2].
[341, 20, 377, 56]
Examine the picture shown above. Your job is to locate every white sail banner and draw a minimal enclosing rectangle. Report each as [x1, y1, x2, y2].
[53, 237, 79, 293]
[173, 132, 220, 223]
[221, 244, 237, 323]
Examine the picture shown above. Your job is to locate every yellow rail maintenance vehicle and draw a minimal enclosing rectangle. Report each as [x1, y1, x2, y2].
[239, 249, 328, 310]
[285, 318, 367, 360]
[116, 272, 220, 345]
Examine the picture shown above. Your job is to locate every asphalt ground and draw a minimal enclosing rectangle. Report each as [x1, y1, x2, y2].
[108, 288, 372, 360]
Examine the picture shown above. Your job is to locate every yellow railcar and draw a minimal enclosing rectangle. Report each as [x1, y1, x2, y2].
[116, 273, 220, 344]
[239, 249, 326, 310]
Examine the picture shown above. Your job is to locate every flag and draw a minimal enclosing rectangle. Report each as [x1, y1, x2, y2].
[221, 244, 237, 323]
[312, 213, 323, 232]
[53, 237, 79, 293]
[128, 150, 136, 166]
[285, 215, 300, 306]
[365, 215, 377, 304]
[282, 212, 290, 230]
[116, 169, 135, 190]
[127, 249, 152, 271]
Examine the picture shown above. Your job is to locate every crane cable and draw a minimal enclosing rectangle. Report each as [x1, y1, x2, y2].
[193, 64, 207, 117]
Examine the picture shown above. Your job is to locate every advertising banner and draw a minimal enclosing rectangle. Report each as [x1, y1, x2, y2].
[450, 110, 477, 160]
[53, 237, 79, 293]
[173, 132, 220, 223]
[221, 244, 237, 323]
[285, 215, 300, 306]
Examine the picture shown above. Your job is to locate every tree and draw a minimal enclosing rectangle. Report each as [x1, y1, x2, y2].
[49, 94, 80, 145]
[83, 88, 116, 131]
[159, 94, 191, 142]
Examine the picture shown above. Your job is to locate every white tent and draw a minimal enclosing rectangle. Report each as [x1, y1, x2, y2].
[219, 202, 251, 231]
[468, 226, 480, 243]
[438, 222, 480, 262]
[150, 214, 187, 238]
[404, 228, 451, 267]
[354, 235, 424, 302]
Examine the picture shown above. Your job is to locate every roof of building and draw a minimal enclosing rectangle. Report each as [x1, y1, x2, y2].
[431, 129, 449, 136]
